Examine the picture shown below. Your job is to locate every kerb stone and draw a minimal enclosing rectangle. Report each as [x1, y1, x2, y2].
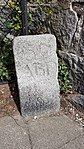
[13, 34, 60, 117]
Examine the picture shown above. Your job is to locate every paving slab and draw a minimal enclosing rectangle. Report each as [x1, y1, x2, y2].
[0, 113, 84, 149]
[28, 113, 84, 149]
[60, 134, 84, 149]
[0, 115, 31, 149]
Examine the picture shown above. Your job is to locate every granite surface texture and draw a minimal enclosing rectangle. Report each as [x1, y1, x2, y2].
[13, 34, 60, 117]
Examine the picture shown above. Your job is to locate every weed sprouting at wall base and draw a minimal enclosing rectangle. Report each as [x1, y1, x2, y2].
[58, 58, 72, 94]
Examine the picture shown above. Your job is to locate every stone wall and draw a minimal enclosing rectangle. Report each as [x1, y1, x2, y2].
[28, 0, 84, 94]
[51, 0, 84, 94]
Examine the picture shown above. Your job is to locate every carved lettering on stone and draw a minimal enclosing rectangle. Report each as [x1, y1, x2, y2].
[13, 34, 60, 117]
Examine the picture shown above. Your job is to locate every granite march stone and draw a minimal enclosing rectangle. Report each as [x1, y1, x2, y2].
[13, 34, 60, 117]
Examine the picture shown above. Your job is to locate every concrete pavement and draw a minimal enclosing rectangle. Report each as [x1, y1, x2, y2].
[0, 113, 84, 149]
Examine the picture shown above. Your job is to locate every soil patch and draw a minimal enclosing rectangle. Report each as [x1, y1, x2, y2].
[0, 82, 20, 118]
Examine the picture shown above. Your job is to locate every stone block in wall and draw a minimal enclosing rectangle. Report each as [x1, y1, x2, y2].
[51, 0, 84, 94]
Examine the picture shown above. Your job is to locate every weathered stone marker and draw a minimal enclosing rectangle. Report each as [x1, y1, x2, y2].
[13, 34, 60, 117]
